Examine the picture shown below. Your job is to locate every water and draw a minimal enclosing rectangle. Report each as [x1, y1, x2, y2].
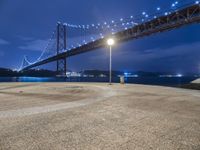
[0, 76, 197, 87]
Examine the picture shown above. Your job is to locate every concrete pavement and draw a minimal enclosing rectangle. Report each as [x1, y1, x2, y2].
[0, 83, 200, 150]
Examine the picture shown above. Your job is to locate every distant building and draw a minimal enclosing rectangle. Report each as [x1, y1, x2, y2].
[122, 72, 138, 78]
[159, 74, 184, 78]
[99, 74, 107, 77]
[66, 72, 81, 77]
[88, 75, 94, 78]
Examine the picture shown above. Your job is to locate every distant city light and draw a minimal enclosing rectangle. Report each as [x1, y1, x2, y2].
[142, 12, 146, 15]
[123, 72, 138, 77]
[124, 72, 128, 76]
[157, 7, 161, 11]
[176, 74, 183, 77]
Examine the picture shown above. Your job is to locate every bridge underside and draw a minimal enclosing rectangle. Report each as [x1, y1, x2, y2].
[22, 4, 200, 72]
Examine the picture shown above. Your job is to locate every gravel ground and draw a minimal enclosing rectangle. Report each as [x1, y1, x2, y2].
[0, 83, 200, 150]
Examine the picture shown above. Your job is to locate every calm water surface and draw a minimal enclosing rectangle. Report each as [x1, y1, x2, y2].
[0, 77, 197, 87]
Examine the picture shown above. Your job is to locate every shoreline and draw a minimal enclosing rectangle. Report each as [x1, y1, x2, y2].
[180, 78, 200, 90]
[180, 83, 200, 90]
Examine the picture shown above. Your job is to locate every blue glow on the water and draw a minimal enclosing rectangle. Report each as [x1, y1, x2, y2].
[0, 76, 198, 87]
[17, 77, 52, 82]
[124, 72, 129, 77]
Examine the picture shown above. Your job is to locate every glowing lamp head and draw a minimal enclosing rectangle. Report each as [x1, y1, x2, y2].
[107, 38, 115, 46]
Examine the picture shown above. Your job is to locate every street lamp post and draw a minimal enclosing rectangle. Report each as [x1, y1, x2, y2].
[107, 38, 115, 85]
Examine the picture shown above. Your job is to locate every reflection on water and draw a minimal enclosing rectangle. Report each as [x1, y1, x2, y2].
[17, 77, 55, 82]
[0, 76, 197, 87]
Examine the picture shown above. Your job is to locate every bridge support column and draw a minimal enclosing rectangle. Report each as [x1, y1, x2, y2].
[57, 58, 66, 75]
[56, 22, 67, 76]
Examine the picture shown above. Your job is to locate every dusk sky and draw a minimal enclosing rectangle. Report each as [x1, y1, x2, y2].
[0, 0, 200, 74]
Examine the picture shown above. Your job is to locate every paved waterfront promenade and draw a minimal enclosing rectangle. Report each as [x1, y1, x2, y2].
[0, 83, 200, 149]
[192, 78, 200, 84]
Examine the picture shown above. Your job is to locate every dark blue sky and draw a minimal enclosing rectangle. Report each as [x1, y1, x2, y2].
[0, 0, 199, 73]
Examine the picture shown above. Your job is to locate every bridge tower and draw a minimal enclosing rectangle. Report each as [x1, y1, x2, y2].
[56, 22, 67, 76]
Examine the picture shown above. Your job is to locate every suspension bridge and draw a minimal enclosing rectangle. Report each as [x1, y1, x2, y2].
[19, 2, 200, 75]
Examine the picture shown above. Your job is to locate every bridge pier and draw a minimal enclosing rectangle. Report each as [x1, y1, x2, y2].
[57, 58, 67, 76]
[56, 22, 67, 76]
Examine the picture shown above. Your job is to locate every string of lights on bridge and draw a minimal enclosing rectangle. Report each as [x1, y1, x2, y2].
[19, 0, 200, 70]
[64, 0, 200, 51]
[65, 0, 199, 32]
